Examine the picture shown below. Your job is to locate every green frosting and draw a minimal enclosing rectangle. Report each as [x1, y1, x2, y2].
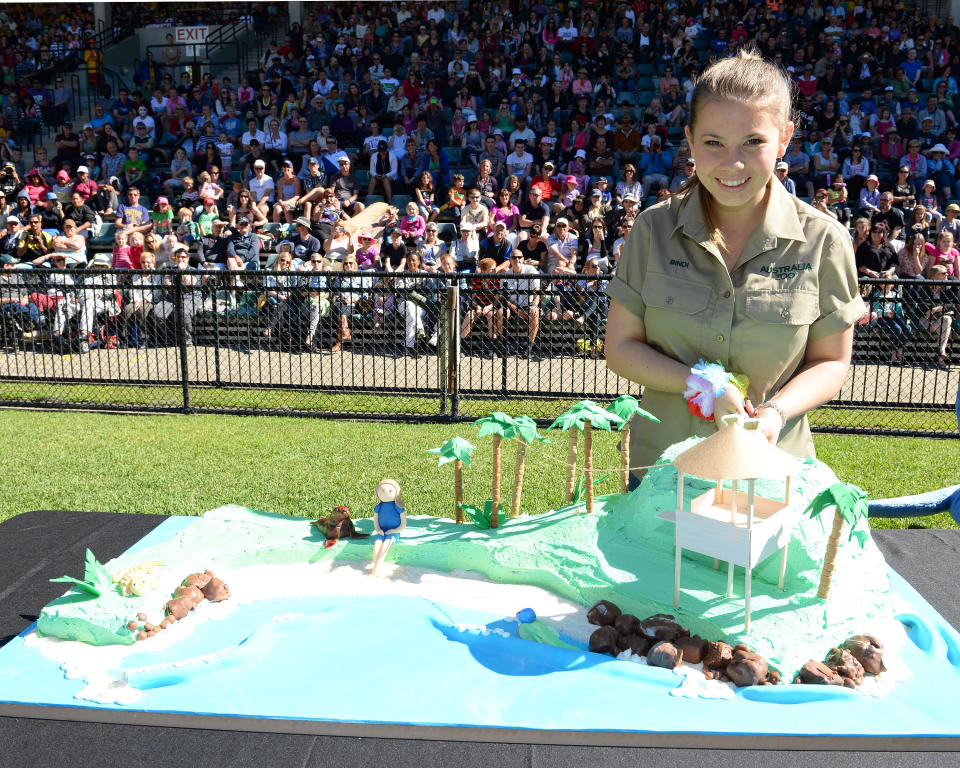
[37, 441, 897, 680]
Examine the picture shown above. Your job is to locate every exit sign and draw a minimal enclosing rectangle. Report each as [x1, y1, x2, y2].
[175, 26, 208, 43]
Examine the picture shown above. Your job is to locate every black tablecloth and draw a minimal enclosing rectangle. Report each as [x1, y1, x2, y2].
[0, 511, 957, 767]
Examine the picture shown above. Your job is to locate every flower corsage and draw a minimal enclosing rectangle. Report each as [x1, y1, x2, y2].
[683, 359, 750, 421]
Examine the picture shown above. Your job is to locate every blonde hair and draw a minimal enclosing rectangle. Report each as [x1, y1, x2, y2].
[683, 49, 795, 251]
[376, 479, 403, 507]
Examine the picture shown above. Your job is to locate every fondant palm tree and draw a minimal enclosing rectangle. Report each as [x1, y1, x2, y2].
[510, 415, 547, 518]
[804, 482, 870, 599]
[473, 412, 520, 529]
[426, 437, 477, 524]
[606, 395, 660, 492]
[548, 401, 624, 512]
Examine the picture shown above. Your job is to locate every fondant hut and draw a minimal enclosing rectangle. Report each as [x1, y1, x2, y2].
[672, 416, 802, 632]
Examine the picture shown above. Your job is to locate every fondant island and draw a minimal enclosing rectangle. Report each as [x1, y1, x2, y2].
[38, 437, 897, 682]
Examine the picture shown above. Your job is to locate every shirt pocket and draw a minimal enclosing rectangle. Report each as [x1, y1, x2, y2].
[743, 289, 820, 326]
[640, 272, 712, 350]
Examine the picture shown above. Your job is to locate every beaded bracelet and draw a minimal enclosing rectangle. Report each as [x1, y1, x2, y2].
[683, 359, 750, 421]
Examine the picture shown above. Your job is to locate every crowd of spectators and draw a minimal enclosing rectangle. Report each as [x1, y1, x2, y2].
[0, 0, 959, 359]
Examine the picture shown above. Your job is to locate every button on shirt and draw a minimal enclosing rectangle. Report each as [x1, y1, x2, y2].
[606, 181, 865, 468]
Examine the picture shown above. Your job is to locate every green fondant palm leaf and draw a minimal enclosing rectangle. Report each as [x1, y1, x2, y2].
[426, 436, 477, 467]
[605, 395, 660, 431]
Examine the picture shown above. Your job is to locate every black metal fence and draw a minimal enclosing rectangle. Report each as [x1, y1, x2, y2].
[0, 267, 956, 436]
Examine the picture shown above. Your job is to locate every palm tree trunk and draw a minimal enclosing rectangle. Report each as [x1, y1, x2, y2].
[565, 429, 578, 502]
[620, 422, 631, 492]
[511, 439, 527, 518]
[491, 434, 501, 529]
[454, 459, 464, 524]
[817, 511, 845, 599]
[584, 419, 594, 514]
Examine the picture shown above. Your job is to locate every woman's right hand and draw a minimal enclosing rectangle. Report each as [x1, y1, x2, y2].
[712, 382, 747, 428]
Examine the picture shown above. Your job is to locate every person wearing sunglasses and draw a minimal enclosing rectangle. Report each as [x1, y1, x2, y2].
[855, 223, 898, 279]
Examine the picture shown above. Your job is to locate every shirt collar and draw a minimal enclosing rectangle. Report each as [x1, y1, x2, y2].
[673, 179, 807, 254]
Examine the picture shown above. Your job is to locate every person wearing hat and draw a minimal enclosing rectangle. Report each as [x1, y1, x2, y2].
[0, 250, 41, 337]
[368, 140, 398, 204]
[858, 174, 881, 216]
[529, 161, 562, 208]
[331, 157, 365, 216]
[0, 216, 23, 261]
[766, 161, 794, 199]
[70, 252, 120, 352]
[153, 245, 203, 347]
[918, 179, 943, 228]
[72, 165, 97, 202]
[39, 191, 65, 231]
[926, 143, 955, 201]
[937, 202, 960, 241]
[289, 216, 322, 262]
[248, 159, 276, 219]
[295, 156, 328, 222]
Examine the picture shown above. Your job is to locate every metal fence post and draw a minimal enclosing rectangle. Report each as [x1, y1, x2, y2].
[174, 272, 191, 413]
[446, 278, 460, 419]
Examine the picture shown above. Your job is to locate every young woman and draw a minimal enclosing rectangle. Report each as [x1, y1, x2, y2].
[605, 50, 864, 483]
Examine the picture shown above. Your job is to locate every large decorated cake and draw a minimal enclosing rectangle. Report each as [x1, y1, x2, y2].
[0, 417, 958, 741]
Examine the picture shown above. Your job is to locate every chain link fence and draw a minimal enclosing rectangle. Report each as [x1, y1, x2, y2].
[0, 267, 955, 436]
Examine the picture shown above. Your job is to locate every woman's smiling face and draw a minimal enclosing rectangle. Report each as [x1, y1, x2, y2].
[685, 99, 793, 217]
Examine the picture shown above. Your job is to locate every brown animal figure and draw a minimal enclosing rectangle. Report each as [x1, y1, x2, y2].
[313, 505, 371, 549]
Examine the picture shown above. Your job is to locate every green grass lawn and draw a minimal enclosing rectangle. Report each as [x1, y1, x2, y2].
[0, 410, 956, 528]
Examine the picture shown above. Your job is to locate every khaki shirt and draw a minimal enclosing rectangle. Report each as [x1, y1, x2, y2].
[606, 180, 865, 471]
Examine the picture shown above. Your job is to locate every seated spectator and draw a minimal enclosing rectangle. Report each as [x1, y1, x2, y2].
[459, 257, 500, 355]
[418, 223, 445, 271]
[273, 159, 302, 223]
[459, 188, 489, 236]
[856, 221, 898, 279]
[152, 246, 203, 346]
[330, 254, 370, 352]
[546, 218, 579, 272]
[452, 221, 479, 271]
[518, 186, 550, 241]
[247, 159, 275, 220]
[331, 157, 364, 216]
[414, 170, 440, 222]
[18, 214, 53, 264]
[50, 219, 86, 266]
[925, 230, 960, 277]
[122, 250, 163, 347]
[499, 248, 541, 357]
[380, 226, 407, 272]
[226, 217, 262, 271]
[368, 141, 398, 204]
[920, 264, 956, 370]
[579, 217, 612, 272]
[323, 220, 355, 268]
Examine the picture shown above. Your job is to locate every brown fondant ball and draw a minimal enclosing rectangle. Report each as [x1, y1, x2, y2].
[621, 634, 651, 656]
[647, 641, 683, 669]
[703, 640, 733, 670]
[638, 614, 683, 642]
[126, 621, 139, 631]
[795, 659, 844, 685]
[183, 572, 212, 589]
[586, 600, 621, 627]
[613, 613, 641, 637]
[165, 596, 195, 620]
[136, 613, 147, 621]
[136, 631, 147, 641]
[825, 647, 865, 687]
[174, 585, 205, 603]
[675, 635, 707, 664]
[201, 576, 231, 602]
[726, 647, 769, 687]
[841, 634, 885, 675]
[588, 625, 620, 656]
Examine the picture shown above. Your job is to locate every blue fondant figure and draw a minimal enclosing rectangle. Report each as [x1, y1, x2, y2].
[372, 479, 406, 575]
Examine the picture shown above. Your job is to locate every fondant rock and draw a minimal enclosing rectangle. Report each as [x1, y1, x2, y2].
[703, 640, 733, 670]
[618, 634, 651, 656]
[586, 600, 621, 627]
[842, 634, 885, 675]
[638, 614, 684, 642]
[675, 635, 707, 664]
[795, 660, 844, 685]
[201, 576, 230, 602]
[647, 641, 682, 669]
[614, 613, 641, 637]
[589, 626, 620, 655]
[173, 585, 204, 603]
[183, 572, 212, 590]
[825, 647, 865, 688]
[165, 596, 196, 620]
[726, 647, 769, 687]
